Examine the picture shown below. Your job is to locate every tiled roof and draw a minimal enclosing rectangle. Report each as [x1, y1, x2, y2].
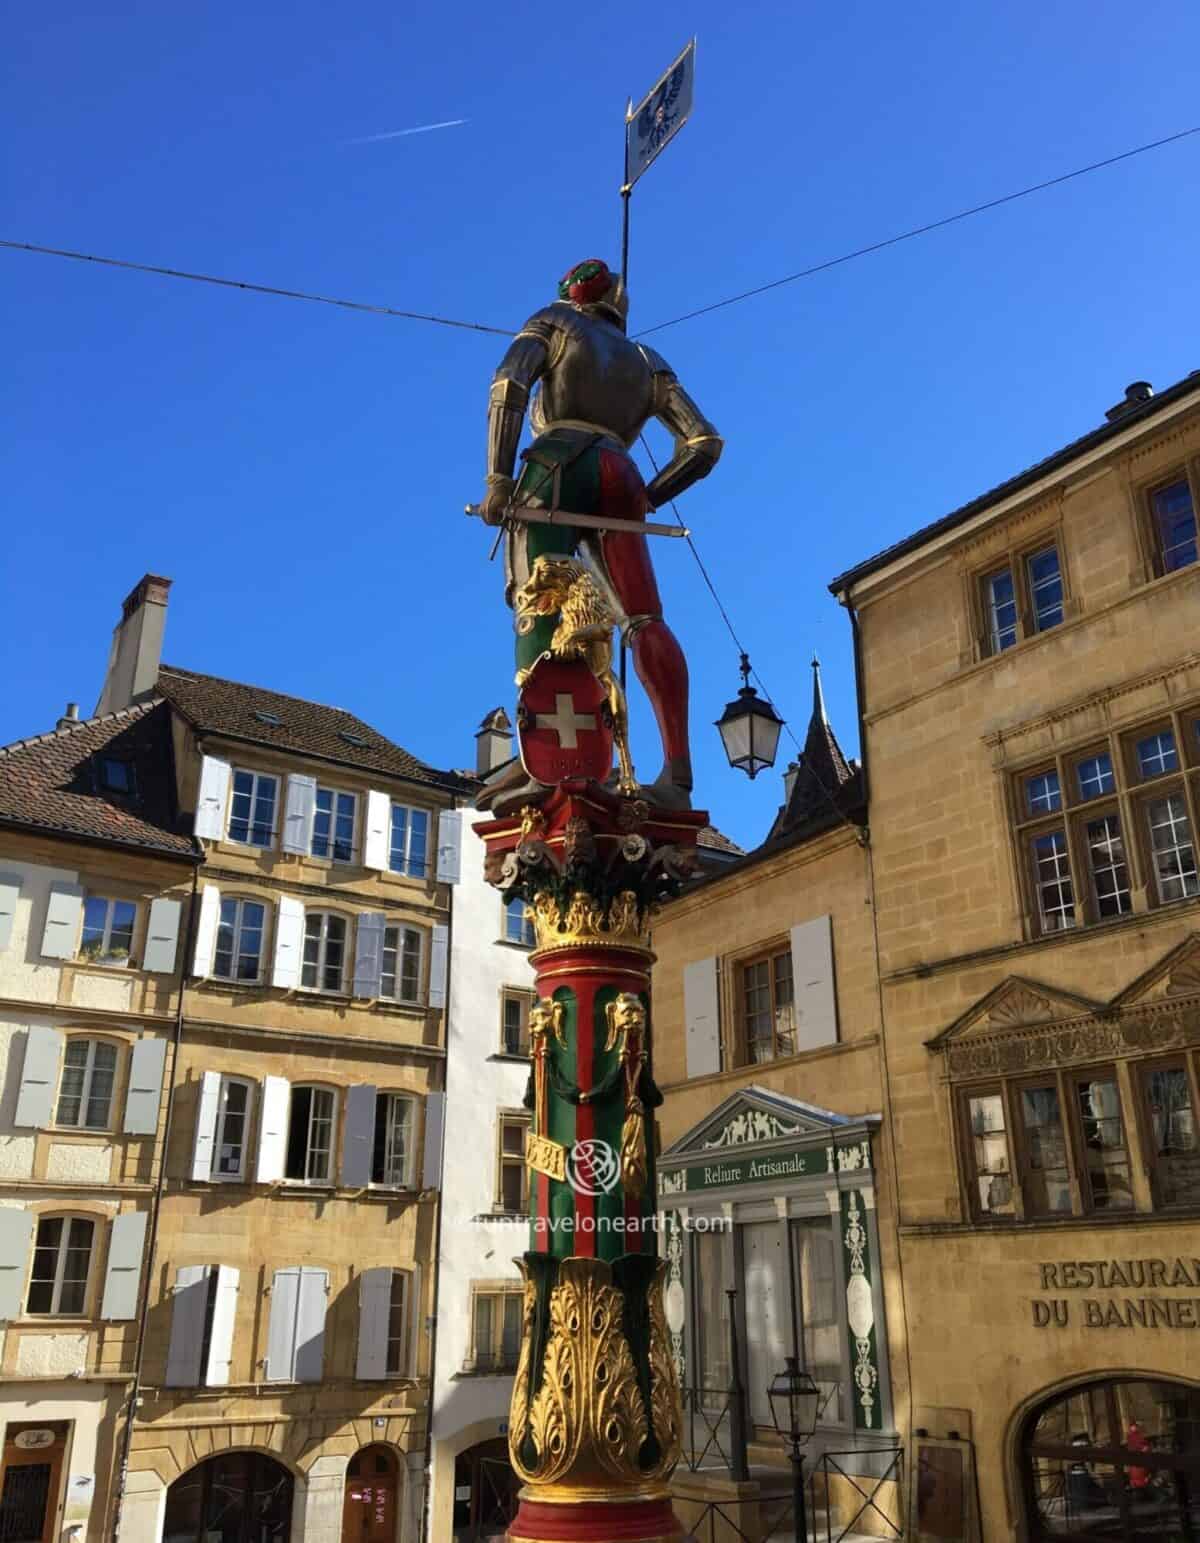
[0, 701, 197, 857]
[829, 368, 1200, 594]
[765, 659, 859, 845]
[158, 665, 471, 794]
[697, 824, 744, 856]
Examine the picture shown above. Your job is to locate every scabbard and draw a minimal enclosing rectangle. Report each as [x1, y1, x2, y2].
[465, 503, 688, 539]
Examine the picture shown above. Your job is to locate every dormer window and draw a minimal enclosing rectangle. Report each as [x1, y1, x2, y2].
[99, 758, 135, 794]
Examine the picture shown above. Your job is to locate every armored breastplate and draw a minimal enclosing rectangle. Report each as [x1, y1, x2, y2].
[537, 304, 655, 446]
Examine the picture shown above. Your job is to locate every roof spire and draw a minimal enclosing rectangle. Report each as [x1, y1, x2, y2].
[811, 654, 827, 725]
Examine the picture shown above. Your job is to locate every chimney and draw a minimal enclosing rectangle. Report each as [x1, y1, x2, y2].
[475, 706, 514, 776]
[95, 574, 172, 717]
[1104, 380, 1154, 423]
[782, 758, 801, 804]
[56, 702, 80, 732]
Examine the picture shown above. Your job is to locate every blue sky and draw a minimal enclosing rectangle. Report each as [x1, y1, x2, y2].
[4, 1, 1198, 849]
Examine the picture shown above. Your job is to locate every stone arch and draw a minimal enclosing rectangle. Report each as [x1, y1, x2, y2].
[158, 1447, 298, 1542]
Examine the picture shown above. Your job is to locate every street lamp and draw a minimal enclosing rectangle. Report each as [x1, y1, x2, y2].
[715, 652, 784, 779]
[768, 1356, 821, 1542]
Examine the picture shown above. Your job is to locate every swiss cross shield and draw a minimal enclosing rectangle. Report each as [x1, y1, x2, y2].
[518, 658, 613, 785]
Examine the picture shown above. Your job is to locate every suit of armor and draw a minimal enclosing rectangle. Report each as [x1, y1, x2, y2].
[483, 264, 722, 805]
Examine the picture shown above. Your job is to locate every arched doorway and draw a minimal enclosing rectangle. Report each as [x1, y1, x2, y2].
[161, 1451, 293, 1543]
[452, 1438, 518, 1541]
[1021, 1376, 1200, 1539]
[341, 1445, 399, 1542]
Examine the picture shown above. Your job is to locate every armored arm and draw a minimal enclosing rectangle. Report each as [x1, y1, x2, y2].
[639, 344, 723, 509]
[486, 313, 557, 489]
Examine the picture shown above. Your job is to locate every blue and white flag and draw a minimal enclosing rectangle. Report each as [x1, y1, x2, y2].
[625, 40, 695, 188]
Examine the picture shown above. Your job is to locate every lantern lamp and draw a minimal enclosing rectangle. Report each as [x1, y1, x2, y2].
[715, 653, 784, 779]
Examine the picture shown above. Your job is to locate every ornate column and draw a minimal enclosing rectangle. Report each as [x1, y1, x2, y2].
[478, 781, 708, 1543]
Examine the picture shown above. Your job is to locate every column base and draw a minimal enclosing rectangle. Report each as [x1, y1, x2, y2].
[508, 1493, 687, 1542]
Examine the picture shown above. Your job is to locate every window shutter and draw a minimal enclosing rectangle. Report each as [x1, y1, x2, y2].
[143, 897, 182, 974]
[789, 915, 838, 1053]
[0, 872, 22, 953]
[407, 1262, 421, 1377]
[14, 1024, 63, 1129]
[364, 791, 390, 871]
[124, 1037, 168, 1136]
[436, 810, 462, 884]
[164, 1265, 211, 1386]
[255, 1075, 290, 1182]
[421, 1091, 446, 1190]
[194, 755, 232, 840]
[191, 885, 221, 978]
[295, 1267, 329, 1382]
[282, 773, 317, 856]
[266, 1266, 301, 1381]
[356, 1266, 393, 1380]
[0, 1209, 34, 1322]
[428, 923, 449, 1009]
[40, 882, 83, 960]
[353, 913, 385, 999]
[683, 958, 721, 1078]
[101, 1210, 149, 1320]
[341, 1084, 377, 1187]
[191, 1070, 222, 1181]
[204, 1265, 239, 1386]
[272, 896, 304, 989]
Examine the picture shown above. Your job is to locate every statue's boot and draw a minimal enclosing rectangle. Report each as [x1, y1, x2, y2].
[646, 754, 694, 810]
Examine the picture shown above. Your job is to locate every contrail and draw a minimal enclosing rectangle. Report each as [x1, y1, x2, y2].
[344, 118, 468, 145]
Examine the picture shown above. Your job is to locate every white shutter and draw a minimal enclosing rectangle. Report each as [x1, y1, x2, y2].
[407, 1262, 422, 1376]
[14, 1024, 63, 1129]
[295, 1267, 328, 1382]
[790, 916, 838, 1052]
[204, 1265, 239, 1386]
[684, 958, 721, 1078]
[282, 774, 317, 856]
[0, 1210, 34, 1322]
[421, 1091, 445, 1190]
[341, 1084, 377, 1187]
[356, 1266, 393, 1380]
[0, 872, 22, 952]
[194, 755, 232, 840]
[191, 885, 221, 978]
[353, 913, 385, 999]
[255, 1075, 290, 1182]
[40, 882, 83, 960]
[266, 1266, 301, 1381]
[143, 897, 182, 974]
[364, 790, 390, 871]
[272, 896, 304, 989]
[124, 1037, 168, 1136]
[436, 810, 462, 884]
[164, 1265, 211, 1385]
[428, 923, 448, 1009]
[101, 1210, 149, 1319]
[265, 1266, 327, 1384]
[191, 1071, 222, 1181]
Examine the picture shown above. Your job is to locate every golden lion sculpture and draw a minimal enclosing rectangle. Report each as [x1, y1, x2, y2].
[514, 555, 637, 793]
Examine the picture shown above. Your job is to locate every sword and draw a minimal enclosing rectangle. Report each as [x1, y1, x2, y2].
[465, 502, 689, 539]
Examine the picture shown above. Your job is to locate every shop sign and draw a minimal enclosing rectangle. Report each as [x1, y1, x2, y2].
[662, 1136, 872, 1195]
[13, 1429, 56, 1450]
[1031, 1256, 1200, 1330]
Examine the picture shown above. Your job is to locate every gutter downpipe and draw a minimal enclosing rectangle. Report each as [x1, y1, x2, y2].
[110, 858, 201, 1541]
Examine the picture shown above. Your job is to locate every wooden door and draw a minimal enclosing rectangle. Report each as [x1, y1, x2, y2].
[342, 1446, 398, 1543]
[0, 1426, 66, 1543]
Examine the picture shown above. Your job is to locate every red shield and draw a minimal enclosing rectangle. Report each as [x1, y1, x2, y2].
[518, 658, 613, 785]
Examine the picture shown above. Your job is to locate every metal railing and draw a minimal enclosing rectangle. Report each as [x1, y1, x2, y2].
[816, 1445, 904, 1543]
[679, 1491, 800, 1542]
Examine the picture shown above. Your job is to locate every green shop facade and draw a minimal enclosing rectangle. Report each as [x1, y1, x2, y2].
[657, 1087, 894, 1459]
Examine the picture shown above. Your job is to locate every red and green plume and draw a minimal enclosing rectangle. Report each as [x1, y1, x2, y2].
[559, 258, 614, 306]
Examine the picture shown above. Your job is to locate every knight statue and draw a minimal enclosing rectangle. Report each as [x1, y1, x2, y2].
[479, 257, 722, 809]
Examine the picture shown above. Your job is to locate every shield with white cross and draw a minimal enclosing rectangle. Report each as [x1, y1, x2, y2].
[517, 657, 613, 786]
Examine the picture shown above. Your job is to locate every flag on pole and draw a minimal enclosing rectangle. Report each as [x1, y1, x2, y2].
[625, 40, 695, 188]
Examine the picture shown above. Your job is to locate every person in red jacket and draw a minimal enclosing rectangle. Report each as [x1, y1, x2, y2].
[1125, 1419, 1151, 1490]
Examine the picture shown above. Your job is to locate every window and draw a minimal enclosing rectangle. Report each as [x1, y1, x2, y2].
[1141, 1061, 1200, 1208]
[386, 1271, 408, 1375]
[1014, 1082, 1071, 1217]
[1083, 814, 1131, 919]
[1149, 475, 1198, 574]
[1076, 753, 1115, 801]
[1144, 794, 1199, 903]
[79, 896, 136, 963]
[381, 925, 422, 1003]
[1136, 730, 1178, 778]
[227, 769, 278, 847]
[471, 1289, 523, 1372]
[497, 1114, 530, 1213]
[791, 1215, 845, 1424]
[979, 540, 1065, 656]
[285, 1085, 336, 1183]
[26, 1215, 94, 1314]
[501, 991, 532, 1056]
[301, 912, 347, 992]
[311, 787, 357, 862]
[1025, 770, 1062, 816]
[372, 1093, 415, 1187]
[1072, 1072, 1133, 1212]
[1029, 830, 1075, 933]
[740, 948, 795, 1064]
[964, 1091, 1015, 1217]
[503, 898, 535, 947]
[389, 804, 430, 878]
[99, 758, 135, 793]
[56, 1039, 118, 1129]
[213, 1076, 254, 1179]
[213, 898, 266, 981]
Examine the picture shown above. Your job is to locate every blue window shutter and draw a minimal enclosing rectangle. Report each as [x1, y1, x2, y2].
[124, 1037, 168, 1136]
[421, 1091, 446, 1190]
[14, 1024, 63, 1129]
[101, 1210, 149, 1320]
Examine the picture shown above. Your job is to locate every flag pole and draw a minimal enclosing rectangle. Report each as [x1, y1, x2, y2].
[620, 95, 633, 694]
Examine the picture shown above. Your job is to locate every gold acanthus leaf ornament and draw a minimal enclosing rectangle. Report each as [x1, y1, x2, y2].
[529, 887, 648, 952]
